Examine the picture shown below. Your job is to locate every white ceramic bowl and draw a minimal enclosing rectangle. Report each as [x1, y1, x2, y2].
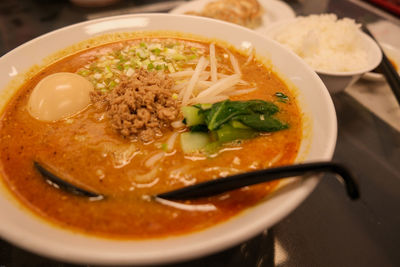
[0, 14, 337, 265]
[265, 18, 382, 94]
[363, 42, 400, 81]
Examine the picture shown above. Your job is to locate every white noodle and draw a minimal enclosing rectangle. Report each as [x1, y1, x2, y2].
[175, 80, 215, 95]
[172, 82, 187, 91]
[134, 168, 159, 183]
[197, 80, 214, 87]
[145, 152, 165, 168]
[169, 70, 197, 78]
[188, 95, 229, 104]
[209, 43, 218, 82]
[132, 177, 159, 188]
[217, 73, 247, 85]
[100, 142, 138, 169]
[227, 87, 257, 96]
[155, 197, 217, 211]
[166, 132, 179, 151]
[181, 56, 207, 104]
[170, 70, 209, 78]
[169, 46, 250, 105]
[268, 153, 283, 167]
[172, 71, 231, 82]
[197, 74, 241, 98]
[193, 81, 215, 93]
[200, 61, 210, 74]
[198, 72, 210, 81]
[168, 166, 197, 186]
[237, 79, 249, 85]
[217, 73, 229, 78]
[244, 46, 254, 66]
[171, 120, 185, 129]
[227, 50, 241, 75]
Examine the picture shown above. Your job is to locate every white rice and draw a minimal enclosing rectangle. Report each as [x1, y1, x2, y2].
[272, 14, 368, 72]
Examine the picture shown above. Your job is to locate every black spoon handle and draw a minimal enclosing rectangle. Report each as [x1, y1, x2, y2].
[156, 162, 359, 200]
[34, 161, 103, 198]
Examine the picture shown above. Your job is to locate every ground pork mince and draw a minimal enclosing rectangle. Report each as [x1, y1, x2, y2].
[90, 69, 179, 142]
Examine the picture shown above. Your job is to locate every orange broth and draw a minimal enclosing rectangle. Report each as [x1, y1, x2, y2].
[0, 37, 302, 239]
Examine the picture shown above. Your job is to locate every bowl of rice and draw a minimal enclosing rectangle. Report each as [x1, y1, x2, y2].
[265, 14, 382, 93]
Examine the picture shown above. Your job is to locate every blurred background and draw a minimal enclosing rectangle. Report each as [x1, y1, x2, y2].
[0, 0, 399, 56]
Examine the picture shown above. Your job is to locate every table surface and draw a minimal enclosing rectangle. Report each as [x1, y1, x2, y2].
[1, 0, 400, 266]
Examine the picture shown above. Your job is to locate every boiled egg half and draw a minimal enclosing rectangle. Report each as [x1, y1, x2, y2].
[28, 72, 94, 122]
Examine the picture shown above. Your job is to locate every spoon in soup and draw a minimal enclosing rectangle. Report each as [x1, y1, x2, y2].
[157, 161, 359, 200]
[34, 161, 103, 199]
[34, 161, 359, 201]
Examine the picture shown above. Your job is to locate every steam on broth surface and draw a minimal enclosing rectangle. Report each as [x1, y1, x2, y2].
[0, 35, 302, 239]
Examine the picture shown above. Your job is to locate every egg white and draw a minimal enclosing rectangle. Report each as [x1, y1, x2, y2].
[28, 72, 94, 122]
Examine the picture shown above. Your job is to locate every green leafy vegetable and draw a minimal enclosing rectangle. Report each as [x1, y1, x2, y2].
[275, 92, 289, 103]
[195, 100, 284, 131]
[189, 124, 209, 132]
[180, 99, 289, 154]
[235, 114, 288, 132]
[216, 124, 258, 142]
[180, 132, 211, 153]
[161, 143, 168, 152]
[181, 106, 205, 126]
[230, 120, 251, 129]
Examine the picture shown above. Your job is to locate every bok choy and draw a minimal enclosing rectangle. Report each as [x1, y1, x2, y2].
[180, 100, 288, 153]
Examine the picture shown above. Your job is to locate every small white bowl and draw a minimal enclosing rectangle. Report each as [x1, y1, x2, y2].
[0, 14, 337, 265]
[363, 42, 400, 81]
[265, 18, 382, 94]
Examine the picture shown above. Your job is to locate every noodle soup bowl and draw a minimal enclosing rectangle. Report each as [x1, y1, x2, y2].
[0, 14, 336, 265]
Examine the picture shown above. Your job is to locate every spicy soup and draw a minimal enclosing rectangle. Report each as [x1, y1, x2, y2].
[0, 36, 302, 239]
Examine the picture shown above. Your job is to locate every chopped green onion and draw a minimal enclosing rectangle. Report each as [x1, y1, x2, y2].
[167, 63, 175, 73]
[172, 54, 186, 61]
[161, 143, 168, 152]
[147, 62, 154, 70]
[275, 92, 289, 103]
[109, 80, 117, 89]
[78, 70, 90, 76]
[76, 40, 205, 91]
[152, 48, 161, 55]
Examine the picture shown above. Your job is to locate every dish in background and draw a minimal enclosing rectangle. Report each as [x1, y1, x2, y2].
[177, 0, 264, 29]
[70, 0, 122, 7]
[170, 0, 295, 35]
[362, 42, 400, 81]
[0, 14, 336, 265]
[265, 14, 382, 93]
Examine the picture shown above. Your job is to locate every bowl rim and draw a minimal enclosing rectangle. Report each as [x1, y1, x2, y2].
[0, 13, 337, 265]
[362, 42, 400, 81]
